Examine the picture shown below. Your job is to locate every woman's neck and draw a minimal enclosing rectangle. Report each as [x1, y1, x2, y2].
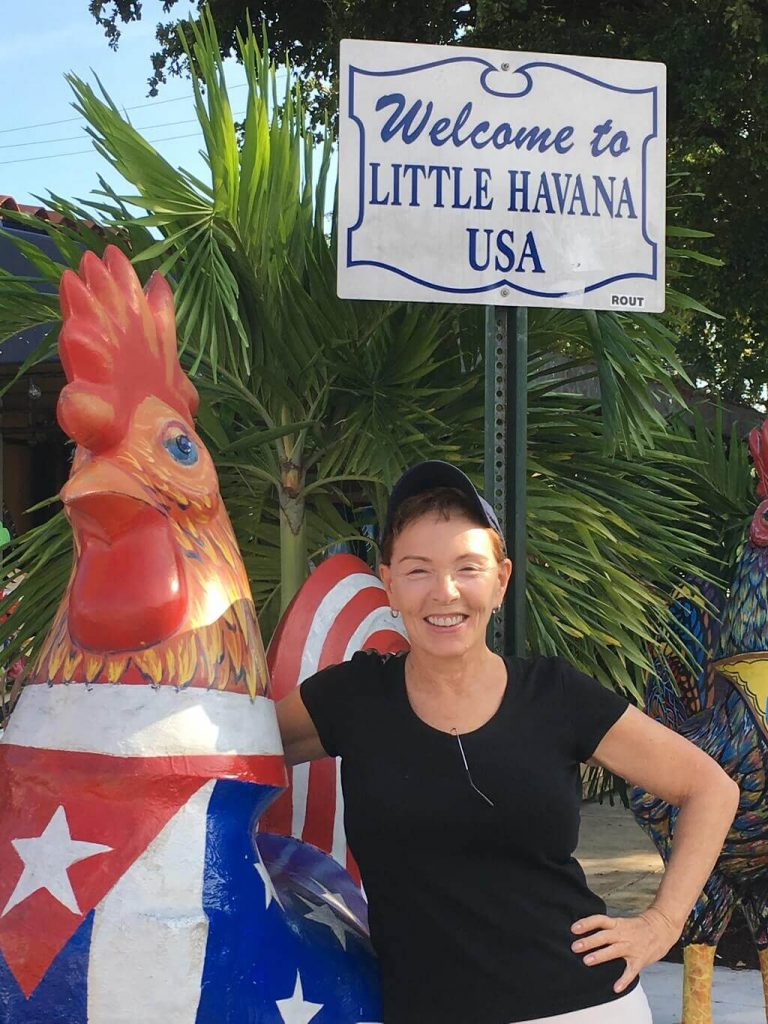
[405, 644, 501, 697]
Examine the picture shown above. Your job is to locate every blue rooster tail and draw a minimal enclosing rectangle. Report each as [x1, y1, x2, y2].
[646, 578, 724, 727]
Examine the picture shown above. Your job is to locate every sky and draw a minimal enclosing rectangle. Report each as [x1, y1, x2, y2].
[0, 0, 249, 209]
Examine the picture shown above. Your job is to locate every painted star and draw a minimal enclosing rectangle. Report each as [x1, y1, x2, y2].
[276, 971, 323, 1024]
[316, 884, 365, 930]
[298, 894, 357, 949]
[254, 853, 283, 910]
[2, 805, 112, 917]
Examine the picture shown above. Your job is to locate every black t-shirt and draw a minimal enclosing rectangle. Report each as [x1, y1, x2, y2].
[300, 651, 633, 1024]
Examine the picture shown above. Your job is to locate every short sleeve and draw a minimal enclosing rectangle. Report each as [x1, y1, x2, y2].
[300, 654, 366, 758]
[558, 658, 629, 762]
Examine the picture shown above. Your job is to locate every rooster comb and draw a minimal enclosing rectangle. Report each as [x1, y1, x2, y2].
[749, 419, 768, 500]
[57, 245, 199, 452]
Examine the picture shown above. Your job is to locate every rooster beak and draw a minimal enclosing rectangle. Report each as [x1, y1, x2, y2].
[61, 459, 149, 507]
[61, 459, 155, 542]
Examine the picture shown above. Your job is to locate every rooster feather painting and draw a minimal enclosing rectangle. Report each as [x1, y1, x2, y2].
[0, 246, 382, 1023]
[631, 419, 768, 1024]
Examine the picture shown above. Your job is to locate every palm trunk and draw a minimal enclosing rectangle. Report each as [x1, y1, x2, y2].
[278, 461, 307, 613]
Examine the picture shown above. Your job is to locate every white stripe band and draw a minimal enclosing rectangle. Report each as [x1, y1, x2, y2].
[331, 755, 347, 866]
[87, 781, 215, 1023]
[297, 574, 385, 685]
[291, 762, 310, 840]
[293, 573, 385, 840]
[343, 607, 408, 661]
[2, 685, 283, 758]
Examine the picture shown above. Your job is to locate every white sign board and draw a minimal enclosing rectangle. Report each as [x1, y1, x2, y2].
[338, 40, 666, 312]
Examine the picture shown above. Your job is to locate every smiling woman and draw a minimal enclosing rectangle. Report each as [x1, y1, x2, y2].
[379, 485, 508, 675]
[276, 460, 739, 1024]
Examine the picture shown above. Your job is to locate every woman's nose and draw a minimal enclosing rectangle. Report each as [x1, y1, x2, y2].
[432, 573, 460, 600]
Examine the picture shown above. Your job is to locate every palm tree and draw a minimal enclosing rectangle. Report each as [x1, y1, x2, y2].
[0, 12, 750, 707]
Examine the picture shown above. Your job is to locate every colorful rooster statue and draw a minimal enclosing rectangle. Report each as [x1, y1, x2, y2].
[0, 246, 381, 1023]
[631, 419, 768, 1024]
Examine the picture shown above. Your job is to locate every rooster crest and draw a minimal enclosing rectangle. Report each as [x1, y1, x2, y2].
[32, 246, 268, 697]
[57, 246, 199, 452]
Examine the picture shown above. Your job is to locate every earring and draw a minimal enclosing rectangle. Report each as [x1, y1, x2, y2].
[492, 606, 500, 615]
[390, 608, 400, 619]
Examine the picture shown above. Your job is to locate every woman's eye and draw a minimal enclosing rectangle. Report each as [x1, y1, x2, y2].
[164, 433, 199, 466]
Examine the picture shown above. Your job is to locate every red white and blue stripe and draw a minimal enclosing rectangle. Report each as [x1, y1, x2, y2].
[262, 555, 409, 882]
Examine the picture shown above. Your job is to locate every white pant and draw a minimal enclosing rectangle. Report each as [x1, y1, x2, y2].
[515, 983, 652, 1023]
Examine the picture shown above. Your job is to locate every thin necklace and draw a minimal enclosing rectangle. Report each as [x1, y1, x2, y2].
[404, 656, 497, 807]
[450, 728, 495, 807]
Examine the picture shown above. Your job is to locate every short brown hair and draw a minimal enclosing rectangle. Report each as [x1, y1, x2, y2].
[380, 486, 505, 564]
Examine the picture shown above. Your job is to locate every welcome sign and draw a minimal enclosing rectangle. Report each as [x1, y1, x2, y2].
[337, 40, 666, 312]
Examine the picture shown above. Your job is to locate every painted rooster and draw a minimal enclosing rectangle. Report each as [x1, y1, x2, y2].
[35, 245, 267, 693]
[631, 419, 768, 1024]
[0, 246, 380, 1023]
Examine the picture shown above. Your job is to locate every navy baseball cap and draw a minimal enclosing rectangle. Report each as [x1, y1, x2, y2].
[383, 460, 504, 547]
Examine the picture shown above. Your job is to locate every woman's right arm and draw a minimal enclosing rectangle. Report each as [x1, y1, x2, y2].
[276, 688, 328, 766]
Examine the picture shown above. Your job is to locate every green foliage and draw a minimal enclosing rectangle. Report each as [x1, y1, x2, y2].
[0, 504, 71, 687]
[88, 0, 768, 403]
[666, 405, 756, 570]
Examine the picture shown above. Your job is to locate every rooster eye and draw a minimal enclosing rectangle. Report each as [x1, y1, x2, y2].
[164, 433, 199, 466]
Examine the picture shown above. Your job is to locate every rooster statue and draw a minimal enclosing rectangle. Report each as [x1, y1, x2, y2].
[631, 419, 768, 1024]
[0, 246, 381, 1023]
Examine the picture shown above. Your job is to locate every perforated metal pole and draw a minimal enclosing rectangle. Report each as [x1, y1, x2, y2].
[484, 306, 527, 657]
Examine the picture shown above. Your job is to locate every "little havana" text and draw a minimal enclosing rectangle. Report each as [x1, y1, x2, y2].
[368, 163, 637, 219]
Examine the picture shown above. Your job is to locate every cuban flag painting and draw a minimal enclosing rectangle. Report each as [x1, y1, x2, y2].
[0, 683, 382, 1024]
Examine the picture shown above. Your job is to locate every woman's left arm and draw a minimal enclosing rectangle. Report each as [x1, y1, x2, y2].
[570, 705, 740, 993]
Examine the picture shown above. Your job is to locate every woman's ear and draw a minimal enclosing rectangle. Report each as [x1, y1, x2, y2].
[379, 562, 399, 613]
[498, 558, 513, 603]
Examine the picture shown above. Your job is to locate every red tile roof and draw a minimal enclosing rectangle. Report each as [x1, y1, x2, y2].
[0, 195, 101, 232]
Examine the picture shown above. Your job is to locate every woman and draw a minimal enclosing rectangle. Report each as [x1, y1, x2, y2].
[277, 461, 739, 1024]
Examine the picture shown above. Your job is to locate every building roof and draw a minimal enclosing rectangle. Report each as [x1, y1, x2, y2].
[0, 210, 63, 366]
[0, 195, 110, 366]
[0, 195, 100, 233]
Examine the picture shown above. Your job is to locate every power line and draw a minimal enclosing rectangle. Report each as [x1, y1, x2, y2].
[0, 83, 247, 137]
[0, 113, 245, 151]
[0, 117, 198, 150]
[0, 131, 206, 167]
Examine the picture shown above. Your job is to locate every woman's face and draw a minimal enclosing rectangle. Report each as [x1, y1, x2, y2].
[380, 513, 512, 660]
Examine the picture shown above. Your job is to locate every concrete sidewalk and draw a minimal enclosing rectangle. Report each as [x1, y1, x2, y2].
[577, 800, 664, 914]
[642, 962, 764, 1024]
[576, 801, 763, 1023]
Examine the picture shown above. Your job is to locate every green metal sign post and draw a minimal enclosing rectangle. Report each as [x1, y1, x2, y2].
[485, 306, 528, 658]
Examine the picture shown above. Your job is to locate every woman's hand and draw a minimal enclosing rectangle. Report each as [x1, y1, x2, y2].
[570, 906, 681, 993]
